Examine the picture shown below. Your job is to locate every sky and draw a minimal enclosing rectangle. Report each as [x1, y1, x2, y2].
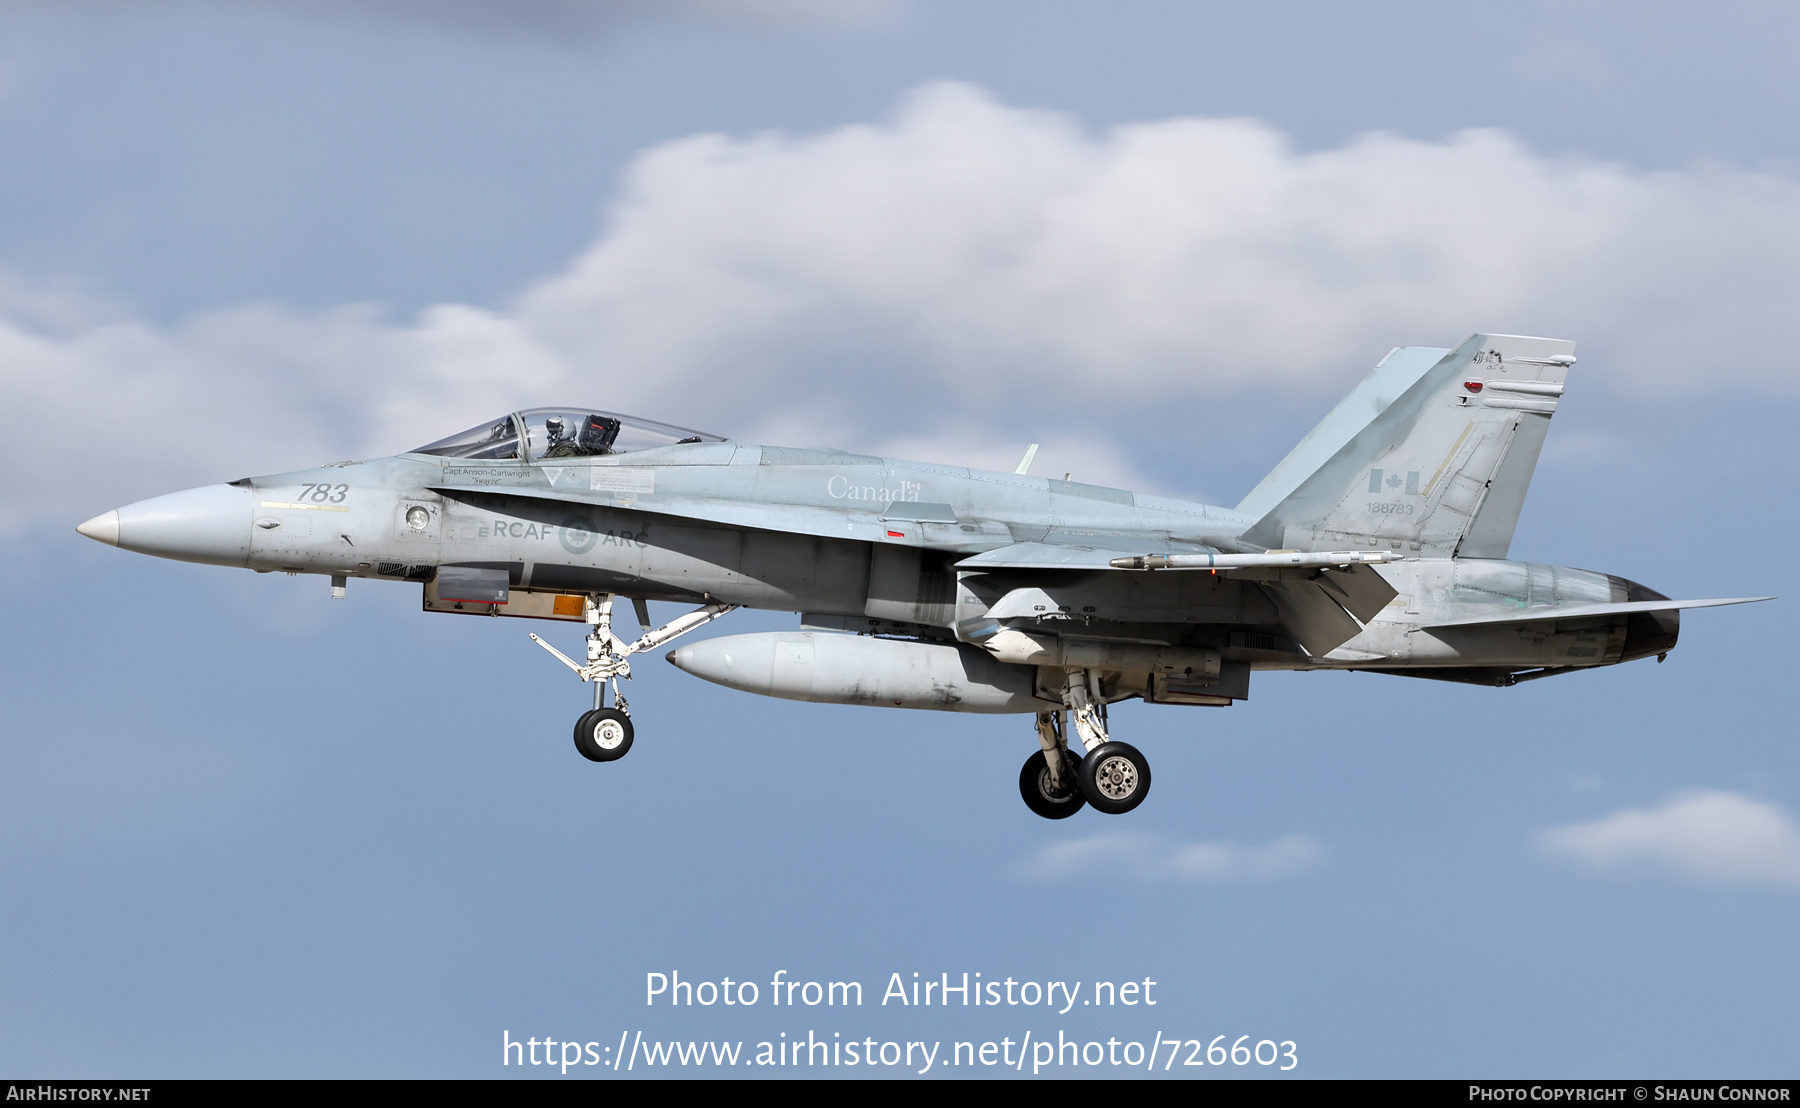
[1, 0, 1796, 1079]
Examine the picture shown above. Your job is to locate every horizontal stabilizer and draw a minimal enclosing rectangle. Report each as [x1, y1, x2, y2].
[1424, 596, 1773, 629]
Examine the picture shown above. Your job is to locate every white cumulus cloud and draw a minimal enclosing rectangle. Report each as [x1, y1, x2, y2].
[1017, 831, 1321, 883]
[8, 81, 1800, 531]
[1539, 791, 1800, 889]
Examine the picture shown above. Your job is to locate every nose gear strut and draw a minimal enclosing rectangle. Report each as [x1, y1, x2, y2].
[530, 593, 738, 762]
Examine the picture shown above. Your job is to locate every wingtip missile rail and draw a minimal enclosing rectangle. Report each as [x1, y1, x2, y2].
[1108, 550, 1400, 571]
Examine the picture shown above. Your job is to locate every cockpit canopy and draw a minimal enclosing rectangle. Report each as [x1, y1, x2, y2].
[411, 409, 727, 461]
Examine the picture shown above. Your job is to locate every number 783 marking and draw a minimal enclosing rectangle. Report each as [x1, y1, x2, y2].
[298, 483, 349, 504]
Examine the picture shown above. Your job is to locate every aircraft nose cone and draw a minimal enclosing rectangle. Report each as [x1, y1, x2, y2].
[76, 510, 121, 546]
[106, 483, 253, 567]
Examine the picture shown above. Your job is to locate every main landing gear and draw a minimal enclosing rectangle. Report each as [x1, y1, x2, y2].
[1020, 712, 1085, 819]
[1018, 668, 1153, 819]
[531, 594, 737, 763]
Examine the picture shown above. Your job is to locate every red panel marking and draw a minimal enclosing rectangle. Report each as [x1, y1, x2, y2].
[886, 530, 905, 538]
[1463, 379, 1484, 393]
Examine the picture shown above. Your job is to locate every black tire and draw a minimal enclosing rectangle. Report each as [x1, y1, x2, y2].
[1019, 748, 1087, 820]
[573, 708, 634, 762]
[1078, 741, 1151, 815]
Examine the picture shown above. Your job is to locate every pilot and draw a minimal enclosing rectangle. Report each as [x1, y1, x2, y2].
[542, 416, 572, 456]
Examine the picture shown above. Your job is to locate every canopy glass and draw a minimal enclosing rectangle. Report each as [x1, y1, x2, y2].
[412, 410, 726, 460]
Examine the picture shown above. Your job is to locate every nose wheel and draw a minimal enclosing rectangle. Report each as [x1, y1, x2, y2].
[574, 708, 635, 762]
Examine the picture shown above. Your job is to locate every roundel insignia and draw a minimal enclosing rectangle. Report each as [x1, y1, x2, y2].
[559, 514, 599, 554]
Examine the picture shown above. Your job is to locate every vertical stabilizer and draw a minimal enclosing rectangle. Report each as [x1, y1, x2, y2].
[1236, 345, 1448, 521]
[1241, 334, 1574, 558]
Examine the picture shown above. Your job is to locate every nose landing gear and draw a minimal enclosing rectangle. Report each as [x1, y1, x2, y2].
[531, 593, 737, 763]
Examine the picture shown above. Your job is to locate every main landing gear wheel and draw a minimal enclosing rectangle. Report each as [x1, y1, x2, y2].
[1079, 741, 1151, 815]
[1019, 749, 1086, 820]
[573, 708, 634, 763]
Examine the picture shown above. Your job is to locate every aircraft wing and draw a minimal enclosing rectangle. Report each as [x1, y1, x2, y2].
[434, 485, 1401, 657]
[1423, 595, 1774, 629]
[959, 542, 1398, 657]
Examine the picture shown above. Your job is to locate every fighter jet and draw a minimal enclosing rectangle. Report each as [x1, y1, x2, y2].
[77, 334, 1769, 818]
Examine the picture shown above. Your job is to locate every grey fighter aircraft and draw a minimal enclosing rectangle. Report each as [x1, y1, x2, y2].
[77, 334, 1769, 818]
